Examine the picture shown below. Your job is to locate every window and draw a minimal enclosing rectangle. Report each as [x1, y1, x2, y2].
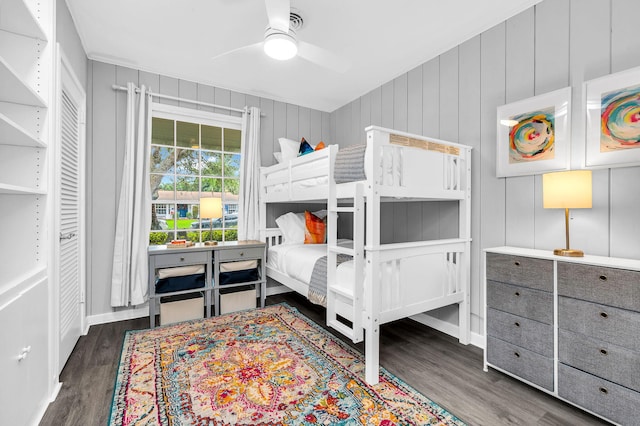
[148, 104, 242, 245]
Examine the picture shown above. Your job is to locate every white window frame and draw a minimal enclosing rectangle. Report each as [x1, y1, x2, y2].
[150, 103, 242, 243]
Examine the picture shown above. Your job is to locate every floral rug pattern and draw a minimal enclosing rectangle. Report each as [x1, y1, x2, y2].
[109, 303, 466, 425]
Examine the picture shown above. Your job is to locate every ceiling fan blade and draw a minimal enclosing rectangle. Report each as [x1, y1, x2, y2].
[297, 41, 351, 74]
[264, 0, 290, 32]
[211, 42, 263, 61]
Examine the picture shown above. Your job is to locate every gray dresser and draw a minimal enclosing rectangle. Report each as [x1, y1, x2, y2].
[484, 247, 640, 425]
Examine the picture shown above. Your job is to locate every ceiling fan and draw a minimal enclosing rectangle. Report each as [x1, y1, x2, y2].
[212, 0, 350, 73]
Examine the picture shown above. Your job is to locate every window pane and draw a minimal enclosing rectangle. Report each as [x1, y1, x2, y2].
[201, 151, 222, 176]
[202, 177, 222, 193]
[225, 229, 238, 241]
[202, 125, 222, 151]
[150, 146, 174, 174]
[152, 118, 174, 146]
[149, 231, 169, 245]
[175, 149, 199, 175]
[224, 153, 241, 178]
[224, 128, 241, 153]
[176, 121, 199, 148]
[224, 178, 239, 198]
[150, 204, 169, 231]
[176, 176, 198, 192]
[150, 174, 175, 200]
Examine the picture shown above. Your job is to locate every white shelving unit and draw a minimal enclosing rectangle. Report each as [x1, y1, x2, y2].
[0, 0, 54, 424]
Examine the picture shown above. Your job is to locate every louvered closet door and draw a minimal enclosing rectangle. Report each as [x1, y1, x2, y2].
[58, 56, 85, 372]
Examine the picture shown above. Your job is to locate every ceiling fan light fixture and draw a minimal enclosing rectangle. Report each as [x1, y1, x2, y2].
[264, 30, 297, 60]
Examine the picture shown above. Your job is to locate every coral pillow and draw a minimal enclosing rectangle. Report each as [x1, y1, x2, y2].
[304, 211, 326, 244]
[315, 141, 326, 151]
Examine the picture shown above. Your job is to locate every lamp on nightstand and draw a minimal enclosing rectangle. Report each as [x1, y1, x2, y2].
[543, 170, 592, 257]
[200, 197, 222, 246]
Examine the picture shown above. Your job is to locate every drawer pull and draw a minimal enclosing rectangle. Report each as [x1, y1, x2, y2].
[599, 275, 607, 282]
[599, 387, 608, 395]
[514, 261, 520, 266]
[514, 291, 521, 297]
[600, 348, 608, 356]
[600, 311, 608, 319]
[239, 252, 244, 256]
[514, 321, 520, 328]
[180, 257, 185, 261]
[514, 352, 520, 358]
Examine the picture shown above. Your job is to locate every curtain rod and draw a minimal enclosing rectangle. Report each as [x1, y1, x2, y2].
[111, 84, 247, 114]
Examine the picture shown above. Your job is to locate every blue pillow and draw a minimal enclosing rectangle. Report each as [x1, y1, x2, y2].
[298, 138, 314, 156]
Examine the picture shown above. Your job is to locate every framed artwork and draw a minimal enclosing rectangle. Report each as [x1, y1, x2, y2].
[585, 66, 640, 168]
[496, 87, 571, 177]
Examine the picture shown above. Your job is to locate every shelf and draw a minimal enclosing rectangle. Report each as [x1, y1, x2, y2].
[0, 0, 47, 40]
[217, 279, 263, 290]
[0, 183, 46, 195]
[0, 56, 47, 107]
[0, 112, 45, 147]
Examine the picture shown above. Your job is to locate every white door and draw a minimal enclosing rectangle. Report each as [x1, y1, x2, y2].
[57, 49, 86, 372]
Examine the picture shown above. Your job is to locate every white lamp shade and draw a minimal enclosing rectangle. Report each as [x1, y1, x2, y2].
[543, 170, 592, 209]
[200, 197, 222, 219]
[264, 31, 297, 60]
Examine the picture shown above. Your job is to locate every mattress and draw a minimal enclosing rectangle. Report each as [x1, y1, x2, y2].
[267, 239, 351, 284]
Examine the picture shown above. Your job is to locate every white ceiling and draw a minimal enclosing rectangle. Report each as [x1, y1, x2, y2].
[66, 0, 542, 112]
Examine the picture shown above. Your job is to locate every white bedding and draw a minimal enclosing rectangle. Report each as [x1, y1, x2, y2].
[267, 239, 351, 284]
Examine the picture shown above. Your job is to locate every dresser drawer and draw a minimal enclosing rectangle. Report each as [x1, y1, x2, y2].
[217, 246, 264, 262]
[487, 308, 553, 357]
[558, 262, 640, 312]
[486, 253, 553, 292]
[559, 363, 640, 426]
[153, 251, 209, 268]
[487, 336, 554, 391]
[559, 329, 640, 393]
[559, 296, 640, 352]
[487, 281, 553, 324]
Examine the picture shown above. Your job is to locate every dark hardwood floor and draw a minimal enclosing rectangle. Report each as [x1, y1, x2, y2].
[40, 293, 608, 425]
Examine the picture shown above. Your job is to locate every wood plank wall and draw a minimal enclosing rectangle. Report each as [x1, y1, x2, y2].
[86, 63, 330, 316]
[329, 0, 640, 336]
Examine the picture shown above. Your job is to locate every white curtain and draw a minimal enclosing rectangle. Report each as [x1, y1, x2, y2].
[111, 83, 152, 307]
[238, 107, 261, 241]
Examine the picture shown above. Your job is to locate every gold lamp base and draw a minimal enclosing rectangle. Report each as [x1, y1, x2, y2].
[553, 248, 584, 257]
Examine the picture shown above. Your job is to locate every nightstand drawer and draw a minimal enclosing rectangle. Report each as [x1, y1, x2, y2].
[487, 336, 554, 391]
[559, 329, 640, 393]
[487, 280, 553, 324]
[558, 262, 640, 312]
[559, 296, 640, 352]
[486, 253, 553, 292]
[217, 246, 264, 262]
[153, 251, 208, 268]
[559, 363, 640, 425]
[487, 308, 553, 357]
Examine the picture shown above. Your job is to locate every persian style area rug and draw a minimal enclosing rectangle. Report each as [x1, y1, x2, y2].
[109, 303, 466, 425]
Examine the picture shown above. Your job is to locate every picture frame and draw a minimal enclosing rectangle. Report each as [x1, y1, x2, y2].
[585, 66, 640, 168]
[496, 87, 571, 177]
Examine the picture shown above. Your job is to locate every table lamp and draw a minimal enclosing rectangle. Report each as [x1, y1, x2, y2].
[200, 197, 222, 246]
[542, 170, 592, 257]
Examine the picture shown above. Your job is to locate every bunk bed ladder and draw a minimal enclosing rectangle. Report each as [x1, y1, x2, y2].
[326, 182, 365, 343]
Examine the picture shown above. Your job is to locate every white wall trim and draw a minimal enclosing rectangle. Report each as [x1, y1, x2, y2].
[410, 313, 485, 350]
[85, 306, 149, 331]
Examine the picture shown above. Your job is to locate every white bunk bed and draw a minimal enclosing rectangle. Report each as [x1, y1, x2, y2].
[260, 125, 472, 385]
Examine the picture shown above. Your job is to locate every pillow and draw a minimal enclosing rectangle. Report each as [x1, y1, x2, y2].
[278, 137, 300, 162]
[304, 211, 326, 244]
[275, 210, 329, 244]
[275, 212, 306, 244]
[315, 141, 326, 151]
[299, 137, 314, 156]
[273, 152, 283, 163]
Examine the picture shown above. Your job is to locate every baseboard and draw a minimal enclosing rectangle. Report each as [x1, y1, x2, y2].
[85, 306, 149, 329]
[266, 284, 291, 296]
[410, 313, 485, 350]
